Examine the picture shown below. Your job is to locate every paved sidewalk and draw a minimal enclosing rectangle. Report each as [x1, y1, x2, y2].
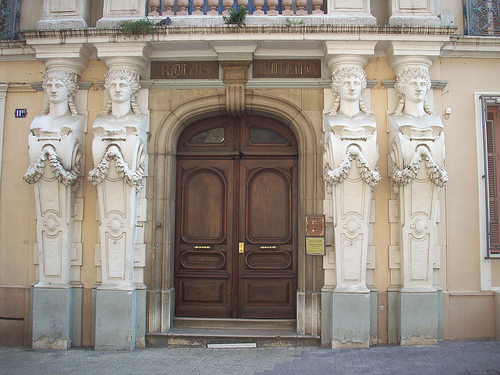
[0, 340, 499, 375]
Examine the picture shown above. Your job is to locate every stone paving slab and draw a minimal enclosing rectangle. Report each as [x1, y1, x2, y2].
[0, 340, 499, 375]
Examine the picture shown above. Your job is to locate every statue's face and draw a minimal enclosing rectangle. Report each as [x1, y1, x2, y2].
[45, 79, 69, 104]
[404, 77, 427, 103]
[339, 76, 362, 102]
[108, 78, 132, 104]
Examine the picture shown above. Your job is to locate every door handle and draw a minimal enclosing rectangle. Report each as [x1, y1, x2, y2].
[239, 242, 245, 253]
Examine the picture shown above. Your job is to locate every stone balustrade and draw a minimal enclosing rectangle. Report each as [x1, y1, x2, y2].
[148, 0, 324, 16]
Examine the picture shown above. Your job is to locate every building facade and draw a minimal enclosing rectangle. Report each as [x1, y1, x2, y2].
[0, 0, 500, 350]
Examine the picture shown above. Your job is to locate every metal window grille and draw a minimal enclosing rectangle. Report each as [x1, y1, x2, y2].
[0, 0, 21, 40]
[482, 96, 500, 257]
[464, 0, 500, 35]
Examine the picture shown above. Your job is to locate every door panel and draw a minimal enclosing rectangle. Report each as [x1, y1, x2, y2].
[175, 159, 234, 318]
[239, 160, 297, 319]
[175, 116, 297, 319]
[181, 167, 227, 243]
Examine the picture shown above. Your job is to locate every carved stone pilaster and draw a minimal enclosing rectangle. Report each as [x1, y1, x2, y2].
[90, 68, 148, 350]
[388, 64, 447, 345]
[24, 68, 86, 349]
[323, 64, 379, 348]
[220, 61, 250, 117]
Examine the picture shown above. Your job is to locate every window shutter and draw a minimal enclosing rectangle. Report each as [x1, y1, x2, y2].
[486, 106, 500, 254]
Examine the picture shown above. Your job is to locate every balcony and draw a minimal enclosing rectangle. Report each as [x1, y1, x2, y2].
[0, 0, 20, 40]
[464, 0, 500, 35]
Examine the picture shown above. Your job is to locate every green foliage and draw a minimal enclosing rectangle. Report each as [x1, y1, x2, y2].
[120, 19, 155, 36]
[285, 17, 305, 26]
[223, 6, 248, 26]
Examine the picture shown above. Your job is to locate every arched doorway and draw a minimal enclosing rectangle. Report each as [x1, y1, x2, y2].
[174, 115, 298, 319]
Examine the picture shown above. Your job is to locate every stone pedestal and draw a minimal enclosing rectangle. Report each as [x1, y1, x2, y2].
[97, 0, 148, 28]
[32, 286, 82, 349]
[326, 0, 376, 25]
[95, 289, 136, 351]
[387, 0, 441, 26]
[36, 0, 90, 29]
[399, 291, 439, 345]
[331, 292, 371, 348]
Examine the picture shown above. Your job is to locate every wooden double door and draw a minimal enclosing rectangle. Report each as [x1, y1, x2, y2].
[175, 115, 298, 319]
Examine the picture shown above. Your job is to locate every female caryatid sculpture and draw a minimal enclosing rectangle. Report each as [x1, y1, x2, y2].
[388, 67, 448, 292]
[24, 69, 85, 287]
[324, 66, 380, 292]
[24, 69, 86, 350]
[89, 69, 148, 289]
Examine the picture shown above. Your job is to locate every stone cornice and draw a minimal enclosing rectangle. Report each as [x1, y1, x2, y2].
[441, 35, 500, 58]
[19, 25, 457, 40]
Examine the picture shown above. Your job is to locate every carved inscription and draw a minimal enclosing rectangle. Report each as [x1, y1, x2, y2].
[151, 61, 219, 79]
[253, 60, 321, 79]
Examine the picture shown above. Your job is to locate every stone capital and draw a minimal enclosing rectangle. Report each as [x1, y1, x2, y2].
[29, 43, 94, 76]
[323, 41, 377, 72]
[95, 43, 152, 76]
[211, 42, 258, 62]
[386, 41, 445, 74]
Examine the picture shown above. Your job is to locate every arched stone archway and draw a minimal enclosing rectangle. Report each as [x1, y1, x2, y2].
[146, 91, 323, 336]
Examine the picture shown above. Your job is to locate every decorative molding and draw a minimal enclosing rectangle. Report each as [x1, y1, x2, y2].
[382, 79, 448, 90]
[390, 145, 448, 194]
[324, 145, 381, 190]
[89, 145, 145, 191]
[24, 145, 80, 187]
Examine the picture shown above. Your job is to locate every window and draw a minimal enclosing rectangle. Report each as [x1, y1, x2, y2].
[482, 97, 500, 256]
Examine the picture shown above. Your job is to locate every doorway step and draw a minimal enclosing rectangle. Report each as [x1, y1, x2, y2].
[146, 318, 320, 348]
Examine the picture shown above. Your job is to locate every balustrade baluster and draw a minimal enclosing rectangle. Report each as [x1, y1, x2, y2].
[253, 0, 265, 15]
[267, 0, 279, 15]
[164, 0, 175, 15]
[295, 0, 307, 15]
[178, 0, 189, 15]
[311, 0, 323, 14]
[207, 0, 219, 15]
[222, 0, 234, 14]
[282, 0, 293, 16]
[148, 0, 161, 16]
[193, 0, 205, 14]
[237, 0, 248, 10]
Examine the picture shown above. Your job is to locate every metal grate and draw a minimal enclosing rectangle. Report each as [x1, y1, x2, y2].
[464, 0, 500, 36]
[0, 0, 20, 40]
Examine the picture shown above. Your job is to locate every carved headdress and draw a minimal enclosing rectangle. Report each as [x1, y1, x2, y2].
[101, 69, 142, 116]
[41, 69, 79, 116]
[330, 66, 372, 116]
[394, 67, 433, 116]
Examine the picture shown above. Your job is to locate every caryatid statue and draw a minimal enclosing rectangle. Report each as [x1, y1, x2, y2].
[89, 68, 148, 289]
[388, 66, 448, 291]
[24, 69, 85, 286]
[324, 66, 380, 292]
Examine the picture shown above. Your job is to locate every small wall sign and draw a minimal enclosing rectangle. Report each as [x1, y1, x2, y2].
[306, 237, 326, 256]
[15, 109, 27, 118]
[253, 59, 321, 79]
[150, 61, 219, 80]
[306, 215, 325, 255]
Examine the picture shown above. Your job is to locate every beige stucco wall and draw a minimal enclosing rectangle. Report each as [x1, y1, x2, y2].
[1, 53, 500, 345]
